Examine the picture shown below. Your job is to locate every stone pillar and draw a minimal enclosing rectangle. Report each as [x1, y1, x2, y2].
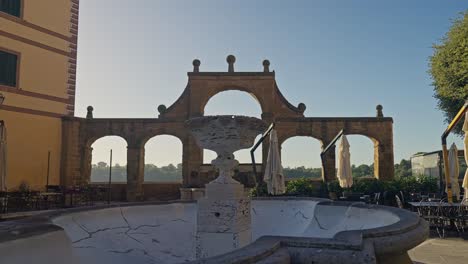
[60, 117, 81, 187]
[80, 146, 93, 186]
[127, 146, 145, 201]
[374, 139, 394, 181]
[321, 145, 336, 182]
[182, 136, 203, 187]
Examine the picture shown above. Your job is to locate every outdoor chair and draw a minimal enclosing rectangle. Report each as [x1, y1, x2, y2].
[372, 192, 381, 205]
[454, 198, 468, 236]
[417, 200, 446, 238]
[434, 198, 453, 238]
[409, 192, 422, 202]
[395, 195, 404, 209]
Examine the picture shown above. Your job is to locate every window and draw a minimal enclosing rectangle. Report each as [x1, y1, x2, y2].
[0, 0, 21, 18]
[0, 50, 18, 87]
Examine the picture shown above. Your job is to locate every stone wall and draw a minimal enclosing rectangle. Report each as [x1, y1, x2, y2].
[61, 56, 394, 201]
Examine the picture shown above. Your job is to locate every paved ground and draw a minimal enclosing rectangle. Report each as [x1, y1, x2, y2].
[409, 238, 468, 264]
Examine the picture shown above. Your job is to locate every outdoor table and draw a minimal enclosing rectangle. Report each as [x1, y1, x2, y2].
[408, 202, 460, 207]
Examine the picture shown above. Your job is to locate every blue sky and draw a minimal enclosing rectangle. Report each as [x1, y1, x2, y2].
[76, 0, 467, 168]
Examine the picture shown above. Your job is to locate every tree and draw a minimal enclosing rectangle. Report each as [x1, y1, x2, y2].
[394, 159, 412, 178]
[429, 11, 468, 134]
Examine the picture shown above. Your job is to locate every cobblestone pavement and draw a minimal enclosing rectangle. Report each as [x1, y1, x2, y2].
[409, 238, 468, 264]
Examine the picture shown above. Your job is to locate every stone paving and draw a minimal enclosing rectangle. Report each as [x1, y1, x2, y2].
[409, 238, 468, 264]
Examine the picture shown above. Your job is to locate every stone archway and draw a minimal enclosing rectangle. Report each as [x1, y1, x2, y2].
[61, 55, 395, 201]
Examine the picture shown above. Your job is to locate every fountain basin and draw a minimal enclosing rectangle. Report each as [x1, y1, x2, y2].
[0, 198, 428, 264]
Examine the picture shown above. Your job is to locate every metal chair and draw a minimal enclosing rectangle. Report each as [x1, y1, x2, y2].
[454, 198, 468, 236]
[373, 192, 381, 205]
[395, 195, 403, 209]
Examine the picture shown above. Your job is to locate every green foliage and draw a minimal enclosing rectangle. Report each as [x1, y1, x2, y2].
[394, 159, 412, 178]
[286, 178, 315, 196]
[327, 181, 343, 194]
[429, 11, 468, 134]
[250, 184, 268, 197]
[283, 166, 321, 179]
[351, 178, 387, 194]
[351, 164, 374, 178]
[416, 175, 439, 193]
[91, 163, 182, 182]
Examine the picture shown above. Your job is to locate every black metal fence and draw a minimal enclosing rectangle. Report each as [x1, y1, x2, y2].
[0, 185, 112, 215]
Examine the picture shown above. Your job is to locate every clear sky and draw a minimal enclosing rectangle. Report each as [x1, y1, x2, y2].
[76, 0, 467, 168]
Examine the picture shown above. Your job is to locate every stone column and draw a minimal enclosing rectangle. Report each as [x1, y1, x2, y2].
[60, 117, 82, 187]
[80, 146, 93, 186]
[182, 136, 203, 187]
[321, 145, 336, 182]
[374, 139, 394, 181]
[127, 145, 145, 201]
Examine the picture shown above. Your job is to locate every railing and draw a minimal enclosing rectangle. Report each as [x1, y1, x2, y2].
[320, 129, 344, 183]
[441, 100, 468, 203]
[250, 123, 275, 186]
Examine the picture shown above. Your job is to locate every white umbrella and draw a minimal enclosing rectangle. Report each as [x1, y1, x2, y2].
[463, 112, 468, 204]
[0, 123, 6, 192]
[337, 135, 353, 188]
[448, 143, 460, 200]
[263, 129, 285, 195]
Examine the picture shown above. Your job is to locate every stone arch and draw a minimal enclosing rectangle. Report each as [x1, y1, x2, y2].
[84, 135, 128, 184]
[200, 86, 267, 116]
[143, 134, 183, 183]
[280, 135, 324, 179]
[341, 134, 377, 179]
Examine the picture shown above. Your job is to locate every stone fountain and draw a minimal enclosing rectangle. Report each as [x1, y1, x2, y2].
[186, 115, 267, 259]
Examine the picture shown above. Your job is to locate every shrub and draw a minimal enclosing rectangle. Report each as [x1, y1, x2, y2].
[327, 181, 343, 194]
[286, 178, 315, 196]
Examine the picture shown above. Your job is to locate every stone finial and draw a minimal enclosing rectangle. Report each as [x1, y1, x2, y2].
[226, 55, 236, 72]
[192, 59, 200, 72]
[86, 106, 94, 119]
[262, 59, 270, 72]
[298, 103, 306, 113]
[376, 104, 383, 117]
[158, 104, 167, 115]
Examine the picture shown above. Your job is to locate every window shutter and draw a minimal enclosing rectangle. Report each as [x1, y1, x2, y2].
[0, 0, 21, 17]
[0, 50, 18, 87]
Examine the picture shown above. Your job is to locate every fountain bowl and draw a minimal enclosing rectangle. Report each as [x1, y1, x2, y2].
[185, 115, 267, 156]
[0, 198, 428, 264]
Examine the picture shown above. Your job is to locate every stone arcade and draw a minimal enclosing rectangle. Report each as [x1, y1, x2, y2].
[60, 55, 394, 201]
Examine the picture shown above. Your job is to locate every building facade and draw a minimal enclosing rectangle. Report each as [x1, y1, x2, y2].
[0, 0, 79, 190]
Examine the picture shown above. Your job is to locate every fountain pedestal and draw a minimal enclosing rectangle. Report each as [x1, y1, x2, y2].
[196, 181, 251, 259]
[186, 116, 266, 259]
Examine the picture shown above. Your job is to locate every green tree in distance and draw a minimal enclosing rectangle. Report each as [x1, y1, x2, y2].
[429, 11, 468, 134]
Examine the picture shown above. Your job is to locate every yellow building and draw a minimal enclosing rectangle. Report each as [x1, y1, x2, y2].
[0, 0, 79, 190]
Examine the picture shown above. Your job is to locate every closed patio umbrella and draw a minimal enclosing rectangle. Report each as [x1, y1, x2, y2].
[448, 143, 460, 201]
[337, 135, 353, 188]
[0, 122, 6, 191]
[263, 129, 285, 195]
[463, 112, 468, 204]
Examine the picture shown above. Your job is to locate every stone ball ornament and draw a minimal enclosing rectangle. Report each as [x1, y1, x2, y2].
[158, 104, 167, 114]
[226, 55, 236, 64]
[298, 103, 306, 113]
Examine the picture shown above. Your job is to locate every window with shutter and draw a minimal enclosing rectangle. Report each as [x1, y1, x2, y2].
[0, 50, 18, 87]
[0, 0, 21, 18]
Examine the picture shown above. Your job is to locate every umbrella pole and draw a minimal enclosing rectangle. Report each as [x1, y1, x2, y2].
[441, 101, 468, 203]
[442, 144, 453, 203]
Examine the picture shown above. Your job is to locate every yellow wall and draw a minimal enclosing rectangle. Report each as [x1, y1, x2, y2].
[23, 0, 73, 37]
[0, 111, 62, 190]
[0, 35, 69, 99]
[0, 0, 74, 190]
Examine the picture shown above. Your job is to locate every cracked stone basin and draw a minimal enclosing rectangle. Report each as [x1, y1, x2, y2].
[49, 199, 399, 264]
